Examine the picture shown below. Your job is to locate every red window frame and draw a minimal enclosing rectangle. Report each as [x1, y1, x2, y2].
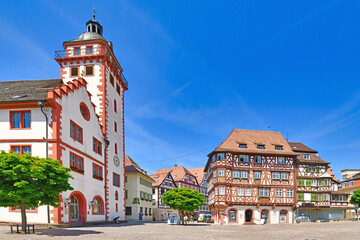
[70, 120, 83, 143]
[11, 145, 32, 155]
[70, 66, 79, 77]
[114, 121, 117, 133]
[69, 152, 84, 174]
[84, 65, 94, 76]
[91, 195, 105, 215]
[113, 172, 120, 187]
[114, 99, 117, 113]
[9, 207, 37, 213]
[116, 84, 120, 95]
[86, 46, 93, 54]
[93, 163, 103, 181]
[93, 137, 102, 155]
[115, 143, 118, 155]
[74, 47, 80, 55]
[10, 110, 31, 129]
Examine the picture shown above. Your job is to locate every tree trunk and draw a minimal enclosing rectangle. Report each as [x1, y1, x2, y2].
[20, 203, 27, 234]
[179, 211, 184, 225]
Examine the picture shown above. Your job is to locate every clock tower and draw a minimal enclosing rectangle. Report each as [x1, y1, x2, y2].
[55, 16, 127, 221]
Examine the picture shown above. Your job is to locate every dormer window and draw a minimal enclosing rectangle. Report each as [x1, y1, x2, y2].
[239, 144, 247, 149]
[257, 145, 265, 149]
[275, 145, 283, 150]
[304, 154, 310, 160]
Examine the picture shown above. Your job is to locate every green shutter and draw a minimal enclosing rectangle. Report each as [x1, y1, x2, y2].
[318, 180, 322, 186]
[298, 179, 305, 186]
[298, 193, 304, 200]
[311, 194, 317, 201]
[306, 180, 312, 187]
[316, 167, 320, 173]
[305, 167, 309, 172]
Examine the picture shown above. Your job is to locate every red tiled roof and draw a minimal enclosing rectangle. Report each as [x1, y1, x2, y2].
[327, 168, 339, 182]
[150, 172, 174, 187]
[188, 167, 205, 183]
[125, 155, 154, 181]
[288, 142, 318, 153]
[212, 129, 295, 156]
[154, 166, 196, 182]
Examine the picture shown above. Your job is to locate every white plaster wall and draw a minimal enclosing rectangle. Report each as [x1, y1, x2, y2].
[105, 64, 125, 221]
[56, 85, 106, 223]
[0, 206, 49, 224]
[0, 108, 53, 140]
[225, 206, 293, 225]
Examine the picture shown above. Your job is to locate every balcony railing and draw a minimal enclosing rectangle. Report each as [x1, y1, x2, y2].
[55, 47, 128, 88]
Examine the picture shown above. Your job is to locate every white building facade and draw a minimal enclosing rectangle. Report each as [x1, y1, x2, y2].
[0, 17, 127, 224]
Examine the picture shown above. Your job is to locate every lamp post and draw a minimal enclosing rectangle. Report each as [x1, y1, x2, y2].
[38, 101, 50, 224]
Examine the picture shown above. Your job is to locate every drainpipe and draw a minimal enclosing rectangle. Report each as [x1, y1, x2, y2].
[38, 101, 50, 224]
[104, 139, 110, 222]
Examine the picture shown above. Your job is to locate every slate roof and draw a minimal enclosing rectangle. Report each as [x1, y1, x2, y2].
[0, 79, 63, 103]
[211, 129, 295, 156]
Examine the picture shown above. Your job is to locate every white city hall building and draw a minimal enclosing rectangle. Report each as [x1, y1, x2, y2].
[0, 17, 128, 224]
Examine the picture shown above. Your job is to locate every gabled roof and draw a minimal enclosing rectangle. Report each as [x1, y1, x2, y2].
[154, 166, 197, 183]
[211, 129, 295, 156]
[125, 155, 154, 182]
[0, 79, 63, 103]
[327, 168, 339, 182]
[150, 172, 175, 187]
[188, 167, 205, 183]
[288, 142, 329, 164]
[288, 142, 318, 153]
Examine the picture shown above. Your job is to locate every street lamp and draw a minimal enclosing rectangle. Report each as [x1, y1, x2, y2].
[89, 201, 95, 210]
[64, 198, 71, 208]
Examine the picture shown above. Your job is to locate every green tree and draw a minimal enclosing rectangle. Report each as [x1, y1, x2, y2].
[162, 187, 205, 225]
[0, 151, 73, 234]
[350, 190, 360, 220]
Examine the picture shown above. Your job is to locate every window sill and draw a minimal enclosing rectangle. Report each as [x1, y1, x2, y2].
[71, 168, 85, 175]
[93, 176, 103, 181]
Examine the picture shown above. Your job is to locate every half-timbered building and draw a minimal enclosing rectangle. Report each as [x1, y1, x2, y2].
[189, 167, 210, 215]
[150, 172, 177, 221]
[205, 129, 296, 224]
[289, 142, 350, 221]
[154, 165, 199, 191]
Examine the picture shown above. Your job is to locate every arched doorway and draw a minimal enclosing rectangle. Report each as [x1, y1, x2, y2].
[261, 209, 269, 223]
[280, 210, 288, 223]
[245, 209, 252, 223]
[68, 191, 87, 223]
[70, 196, 79, 222]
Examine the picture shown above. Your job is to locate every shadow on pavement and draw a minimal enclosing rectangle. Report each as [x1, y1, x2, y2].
[36, 228, 103, 237]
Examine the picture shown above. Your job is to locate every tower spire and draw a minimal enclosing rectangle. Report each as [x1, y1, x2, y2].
[93, 7, 96, 20]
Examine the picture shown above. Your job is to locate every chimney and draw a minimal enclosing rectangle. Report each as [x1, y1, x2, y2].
[174, 164, 177, 167]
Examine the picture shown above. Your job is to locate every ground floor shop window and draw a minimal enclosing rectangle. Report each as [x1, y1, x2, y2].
[126, 207, 132, 215]
[261, 210, 269, 223]
[280, 210, 287, 223]
[229, 210, 237, 222]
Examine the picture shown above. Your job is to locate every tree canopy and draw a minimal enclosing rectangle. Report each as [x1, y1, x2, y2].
[0, 151, 73, 233]
[162, 187, 205, 224]
[350, 190, 360, 206]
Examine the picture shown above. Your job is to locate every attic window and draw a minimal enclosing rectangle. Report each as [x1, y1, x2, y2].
[239, 144, 247, 149]
[304, 154, 310, 160]
[257, 145, 265, 149]
[11, 95, 28, 99]
[349, 181, 355, 187]
[153, 175, 158, 178]
[275, 145, 283, 150]
[173, 175, 177, 179]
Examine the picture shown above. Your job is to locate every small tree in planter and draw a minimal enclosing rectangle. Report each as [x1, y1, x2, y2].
[350, 190, 360, 220]
[162, 187, 205, 225]
[0, 151, 73, 234]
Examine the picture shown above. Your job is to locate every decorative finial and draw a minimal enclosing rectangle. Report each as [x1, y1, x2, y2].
[93, 7, 96, 20]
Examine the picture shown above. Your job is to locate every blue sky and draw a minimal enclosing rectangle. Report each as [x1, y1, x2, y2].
[1, 0, 360, 178]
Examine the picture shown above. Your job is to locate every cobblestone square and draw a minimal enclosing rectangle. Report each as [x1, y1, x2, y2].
[0, 221, 359, 240]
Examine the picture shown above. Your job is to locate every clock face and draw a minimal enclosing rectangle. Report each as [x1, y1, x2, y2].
[113, 155, 120, 167]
